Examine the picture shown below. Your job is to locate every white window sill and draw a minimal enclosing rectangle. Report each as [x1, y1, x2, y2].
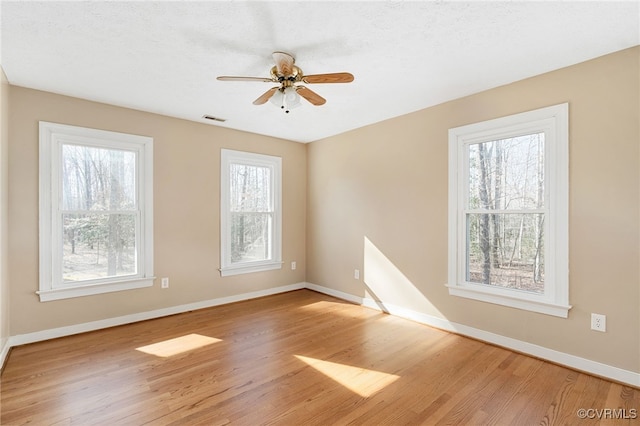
[220, 261, 283, 277]
[446, 284, 571, 318]
[37, 277, 155, 302]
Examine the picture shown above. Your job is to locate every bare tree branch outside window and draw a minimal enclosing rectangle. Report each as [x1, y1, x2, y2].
[62, 145, 137, 281]
[466, 133, 545, 293]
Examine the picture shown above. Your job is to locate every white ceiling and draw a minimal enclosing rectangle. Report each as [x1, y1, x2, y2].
[1, 1, 638, 143]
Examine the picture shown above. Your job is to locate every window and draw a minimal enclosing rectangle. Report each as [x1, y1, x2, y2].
[220, 149, 282, 276]
[39, 122, 153, 301]
[447, 104, 570, 317]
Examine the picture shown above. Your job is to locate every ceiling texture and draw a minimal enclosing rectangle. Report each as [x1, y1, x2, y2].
[1, 1, 639, 143]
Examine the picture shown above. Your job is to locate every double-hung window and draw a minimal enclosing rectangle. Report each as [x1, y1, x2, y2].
[220, 149, 282, 276]
[447, 104, 570, 317]
[39, 122, 154, 301]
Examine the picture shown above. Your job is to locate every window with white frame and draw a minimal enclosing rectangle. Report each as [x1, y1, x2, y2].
[447, 104, 570, 317]
[220, 149, 282, 276]
[39, 122, 154, 301]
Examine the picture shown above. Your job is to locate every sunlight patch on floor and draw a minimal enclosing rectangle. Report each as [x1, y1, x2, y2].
[296, 301, 339, 311]
[296, 300, 367, 317]
[295, 355, 400, 397]
[136, 333, 221, 357]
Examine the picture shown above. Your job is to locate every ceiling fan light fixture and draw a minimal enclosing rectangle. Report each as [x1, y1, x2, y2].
[269, 86, 301, 113]
[284, 86, 301, 110]
[269, 87, 285, 108]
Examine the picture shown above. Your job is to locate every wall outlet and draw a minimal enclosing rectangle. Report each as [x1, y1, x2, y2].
[591, 313, 606, 332]
[291, 261, 297, 270]
[354, 269, 360, 280]
[161, 277, 169, 289]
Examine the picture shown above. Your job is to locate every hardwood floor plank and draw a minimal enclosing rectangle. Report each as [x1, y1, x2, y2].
[1, 290, 637, 425]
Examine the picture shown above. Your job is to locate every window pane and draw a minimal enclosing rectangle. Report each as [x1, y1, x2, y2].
[229, 163, 271, 212]
[62, 144, 137, 211]
[230, 213, 271, 263]
[468, 134, 544, 210]
[63, 213, 137, 282]
[466, 213, 544, 293]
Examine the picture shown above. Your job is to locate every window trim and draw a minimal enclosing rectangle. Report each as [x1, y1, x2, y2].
[38, 121, 154, 301]
[446, 104, 570, 318]
[220, 149, 282, 277]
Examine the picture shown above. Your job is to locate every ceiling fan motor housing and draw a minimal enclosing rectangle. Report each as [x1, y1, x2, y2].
[270, 65, 303, 86]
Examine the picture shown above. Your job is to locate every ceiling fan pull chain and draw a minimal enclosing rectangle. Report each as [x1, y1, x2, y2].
[280, 88, 287, 112]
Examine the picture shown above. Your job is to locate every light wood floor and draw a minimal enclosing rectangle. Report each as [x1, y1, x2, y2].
[1, 290, 638, 425]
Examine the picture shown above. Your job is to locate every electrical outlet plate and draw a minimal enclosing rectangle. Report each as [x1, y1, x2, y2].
[161, 277, 169, 289]
[354, 269, 360, 280]
[591, 313, 606, 332]
[291, 261, 296, 270]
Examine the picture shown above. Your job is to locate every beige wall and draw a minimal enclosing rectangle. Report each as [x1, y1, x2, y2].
[8, 87, 307, 335]
[0, 67, 9, 353]
[307, 47, 640, 372]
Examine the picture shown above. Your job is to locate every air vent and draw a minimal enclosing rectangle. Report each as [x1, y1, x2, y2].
[202, 115, 226, 123]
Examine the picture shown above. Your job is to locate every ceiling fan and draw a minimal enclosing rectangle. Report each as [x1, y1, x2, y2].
[217, 51, 354, 113]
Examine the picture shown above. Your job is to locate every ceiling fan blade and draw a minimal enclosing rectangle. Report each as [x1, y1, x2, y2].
[272, 51, 295, 76]
[296, 86, 326, 106]
[253, 87, 279, 105]
[217, 76, 274, 82]
[302, 72, 354, 84]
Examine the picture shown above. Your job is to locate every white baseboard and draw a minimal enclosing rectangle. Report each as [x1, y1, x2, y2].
[0, 336, 9, 369]
[5, 282, 305, 349]
[305, 282, 640, 388]
[3, 281, 638, 388]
